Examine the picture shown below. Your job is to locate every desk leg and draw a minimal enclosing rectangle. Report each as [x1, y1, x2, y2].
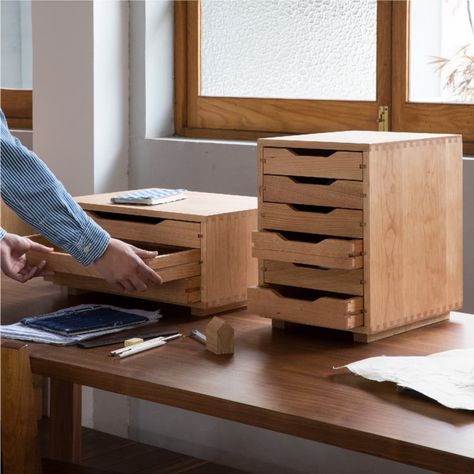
[49, 378, 82, 462]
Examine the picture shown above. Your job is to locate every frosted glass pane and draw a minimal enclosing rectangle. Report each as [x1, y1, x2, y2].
[409, 0, 474, 104]
[200, 0, 377, 101]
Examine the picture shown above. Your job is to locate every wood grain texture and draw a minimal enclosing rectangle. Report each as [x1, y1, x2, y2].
[255, 131, 462, 340]
[2, 277, 474, 474]
[263, 175, 363, 209]
[77, 191, 257, 222]
[1, 341, 42, 474]
[259, 130, 460, 149]
[365, 138, 463, 333]
[86, 212, 202, 248]
[0, 88, 32, 129]
[247, 286, 363, 330]
[263, 260, 363, 296]
[252, 232, 363, 269]
[49, 379, 82, 463]
[263, 148, 363, 180]
[261, 203, 363, 238]
[30, 191, 256, 313]
[200, 211, 257, 307]
[27, 239, 201, 283]
[46, 274, 201, 305]
[391, 1, 473, 153]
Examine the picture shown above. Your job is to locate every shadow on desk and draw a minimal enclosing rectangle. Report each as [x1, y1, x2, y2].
[332, 372, 473, 427]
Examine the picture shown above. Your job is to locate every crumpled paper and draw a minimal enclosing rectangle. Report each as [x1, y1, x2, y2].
[340, 348, 474, 410]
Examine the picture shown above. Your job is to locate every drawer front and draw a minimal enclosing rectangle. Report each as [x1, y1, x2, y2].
[46, 274, 201, 305]
[86, 211, 201, 248]
[263, 147, 363, 180]
[261, 203, 363, 238]
[263, 175, 363, 209]
[26, 236, 201, 284]
[252, 232, 363, 269]
[263, 261, 363, 296]
[248, 286, 363, 330]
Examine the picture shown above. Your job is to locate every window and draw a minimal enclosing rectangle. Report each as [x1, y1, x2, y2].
[175, 0, 473, 153]
[1, 0, 32, 129]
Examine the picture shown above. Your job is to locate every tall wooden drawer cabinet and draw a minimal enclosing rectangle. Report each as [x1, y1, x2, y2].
[28, 191, 258, 316]
[248, 131, 463, 342]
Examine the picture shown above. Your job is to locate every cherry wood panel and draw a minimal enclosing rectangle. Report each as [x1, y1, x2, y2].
[0, 88, 32, 129]
[2, 277, 473, 474]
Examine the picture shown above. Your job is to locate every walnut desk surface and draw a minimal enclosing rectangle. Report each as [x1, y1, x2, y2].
[1, 277, 473, 474]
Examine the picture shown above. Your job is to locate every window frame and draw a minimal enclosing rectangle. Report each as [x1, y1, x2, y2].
[175, 0, 392, 140]
[0, 89, 32, 130]
[175, 0, 473, 154]
[391, 1, 473, 154]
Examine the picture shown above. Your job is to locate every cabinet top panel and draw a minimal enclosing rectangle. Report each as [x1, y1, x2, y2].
[259, 130, 461, 151]
[76, 190, 257, 222]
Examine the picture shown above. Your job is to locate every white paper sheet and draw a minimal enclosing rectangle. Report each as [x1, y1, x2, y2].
[340, 348, 474, 410]
[0, 304, 161, 345]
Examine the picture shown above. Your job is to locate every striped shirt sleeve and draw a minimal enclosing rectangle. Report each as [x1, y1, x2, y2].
[0, 109, 110, 265]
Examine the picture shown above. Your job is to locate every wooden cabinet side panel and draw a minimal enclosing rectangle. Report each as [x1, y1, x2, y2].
[445, 139, 463, 309]
[366, 139, 463, 333]
[201, 211, 258, 307]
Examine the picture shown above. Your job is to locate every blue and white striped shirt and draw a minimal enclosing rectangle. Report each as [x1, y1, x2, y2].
[0, 109, 110, 265]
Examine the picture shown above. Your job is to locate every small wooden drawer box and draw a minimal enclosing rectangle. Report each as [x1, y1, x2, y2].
[28, 190, 258, 316]
[248, 131, 463, 342]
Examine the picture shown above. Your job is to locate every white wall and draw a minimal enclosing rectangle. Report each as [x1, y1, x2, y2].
[32, 0, 128, 196]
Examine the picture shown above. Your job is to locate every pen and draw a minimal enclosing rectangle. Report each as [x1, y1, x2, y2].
[190, 329, 207, 345]
[110, 333, 182, 358]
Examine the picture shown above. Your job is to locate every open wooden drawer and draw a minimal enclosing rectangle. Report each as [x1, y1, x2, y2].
[263, 260, 363, 296]
[248, 285, 363, 330]
[252, 231, 363, 269]
[26, 235, 201, 304]
[85, 210, 202, 248]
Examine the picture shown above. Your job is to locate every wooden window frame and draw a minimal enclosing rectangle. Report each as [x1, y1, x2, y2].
[0, 89, 32, 130]
[175, 0, 472, 153]
[392, 1, 473, 154]
[175, 0, 392, 140]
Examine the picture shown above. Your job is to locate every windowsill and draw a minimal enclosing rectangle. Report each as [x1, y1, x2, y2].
[145, 135, 257, 147]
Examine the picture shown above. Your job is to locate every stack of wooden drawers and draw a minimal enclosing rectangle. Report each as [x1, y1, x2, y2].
[27, 191, 258, 316]
[248, 131, 463, 342]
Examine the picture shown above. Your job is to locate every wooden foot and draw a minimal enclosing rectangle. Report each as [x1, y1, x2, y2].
[271, 319, 297, 329]
[352, 313, 450, 343]
[190, 301, 247, 317]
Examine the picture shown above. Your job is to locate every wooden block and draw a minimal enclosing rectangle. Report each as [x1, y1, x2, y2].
[206, 317, 234, 355]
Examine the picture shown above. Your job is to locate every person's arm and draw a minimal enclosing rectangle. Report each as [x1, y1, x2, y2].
[0, 110, 162, 289]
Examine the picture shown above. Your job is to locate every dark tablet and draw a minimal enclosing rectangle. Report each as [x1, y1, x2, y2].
[21, 307, 148, 336]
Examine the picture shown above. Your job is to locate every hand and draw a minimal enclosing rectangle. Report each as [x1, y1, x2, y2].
[93, 238, 163, 292]
[0, 233, 54, 283]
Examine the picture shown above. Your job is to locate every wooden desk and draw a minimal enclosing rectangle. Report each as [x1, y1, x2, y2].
[2, 277, 473, 474]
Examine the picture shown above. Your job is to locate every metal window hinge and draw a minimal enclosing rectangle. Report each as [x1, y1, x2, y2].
[377, 105, 389, 131]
